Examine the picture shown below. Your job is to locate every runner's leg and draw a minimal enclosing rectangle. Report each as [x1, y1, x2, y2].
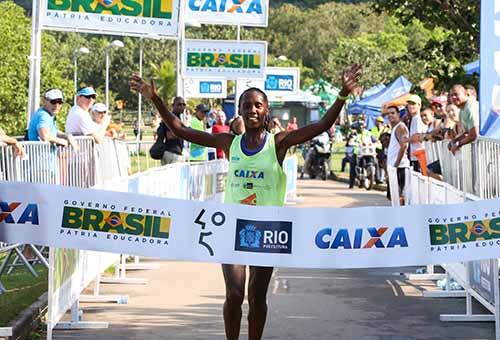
[247, 266, 274, 340]
[222, 264, 246, 340]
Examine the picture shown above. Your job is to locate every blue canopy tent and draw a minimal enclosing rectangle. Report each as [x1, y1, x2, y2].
[361, 83, 385, 98]
[464, 60, 480, 75]
[347, 76, 412, 128]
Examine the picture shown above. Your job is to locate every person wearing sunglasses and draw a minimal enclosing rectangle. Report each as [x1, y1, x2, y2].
[66, 87, 108, 143]
[27, 88, 76, 148]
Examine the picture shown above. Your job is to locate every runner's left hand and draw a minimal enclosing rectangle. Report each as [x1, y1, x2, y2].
[341, 64, 362, 95]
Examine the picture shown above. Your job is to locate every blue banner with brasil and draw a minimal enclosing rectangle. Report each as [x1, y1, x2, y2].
[2, 181, 500, 269]
[41, 0, 180, 37]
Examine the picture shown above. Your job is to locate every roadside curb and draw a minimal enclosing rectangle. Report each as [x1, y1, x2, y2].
[3, 293, 47, 340]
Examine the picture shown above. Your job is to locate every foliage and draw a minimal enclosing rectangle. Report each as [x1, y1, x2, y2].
[0, 1, 72, 136]
[150, 60, 177, 104]
[372, 0, 479, 89]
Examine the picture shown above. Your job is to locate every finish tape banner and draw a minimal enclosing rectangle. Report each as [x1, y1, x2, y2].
[2, 182, 500, 269]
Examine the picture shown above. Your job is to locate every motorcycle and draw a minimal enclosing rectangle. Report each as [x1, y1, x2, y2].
[301, 138, 332, 181]
[355, 139, 377, 190]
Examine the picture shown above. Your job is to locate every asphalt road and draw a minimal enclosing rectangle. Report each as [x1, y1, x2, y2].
[52, 179, 495, 340]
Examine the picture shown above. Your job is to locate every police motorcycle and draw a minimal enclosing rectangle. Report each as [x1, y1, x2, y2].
[301, 132, 332, 181]
[355, 134, 377, 190]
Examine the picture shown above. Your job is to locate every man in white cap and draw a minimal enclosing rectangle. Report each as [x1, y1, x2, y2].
[66, 87, 109, 143]
[91, 103, 118, 139]
[28, 88, 77, 148]
[406, 94, 428, 174]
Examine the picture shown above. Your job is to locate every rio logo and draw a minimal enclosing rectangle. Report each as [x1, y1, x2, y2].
[235, 219, 292, 254]
[315, 226, 408, 249]
[0, 202, 39, 225]
[188, 0, 263, 14]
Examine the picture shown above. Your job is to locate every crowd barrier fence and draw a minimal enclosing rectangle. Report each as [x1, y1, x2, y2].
[403, 170, 500, 339]
[425, 137, 500, 200]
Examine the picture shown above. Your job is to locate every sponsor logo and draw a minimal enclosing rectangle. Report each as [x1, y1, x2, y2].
[47, 0, 173, 19]
[200, 81, 223, 94]
[240, 193, 257, 205]
[234, 169, 264, 179]
[187, 53, 261, 69]
[0, 202, 39, 225]
[235, 219, 292, 254]
[429, 217, 500, 246]
[315, 226, 408, 249]
[188, 0, 263, 14]
[265, 75, 294, 91]
[231, 156, 240, 161]
[61, 206, 170, 239]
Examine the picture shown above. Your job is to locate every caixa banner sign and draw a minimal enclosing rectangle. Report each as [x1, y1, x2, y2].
[182, 39, 267, 79]
[184, 0, 269, 27]
[184, 77, 228, 98]
[41, 0, 180, 37]
[236, 67, 300, 100]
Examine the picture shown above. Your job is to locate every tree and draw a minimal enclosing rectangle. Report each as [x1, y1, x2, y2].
[0, 1, 72, 135]
[150, 60, 177, 104]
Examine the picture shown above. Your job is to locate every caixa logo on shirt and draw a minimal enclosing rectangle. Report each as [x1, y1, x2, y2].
[235, 219, 292, 254]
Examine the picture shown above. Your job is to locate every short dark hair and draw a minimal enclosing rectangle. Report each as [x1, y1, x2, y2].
[238, 87, 269, 106]
[172, 96, 184, 105]
[386, 105, 399, 114]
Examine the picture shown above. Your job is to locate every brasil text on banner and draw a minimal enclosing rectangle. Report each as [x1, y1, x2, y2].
[41, 0, 180, 37]
[182, 40, 267, 79]
[2, 182, 500, 269]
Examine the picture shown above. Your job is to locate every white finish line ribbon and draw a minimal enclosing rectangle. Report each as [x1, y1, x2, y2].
[1, 182, 500, 269]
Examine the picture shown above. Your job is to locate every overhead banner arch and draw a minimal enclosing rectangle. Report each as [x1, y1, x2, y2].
[40, 0, 181, 37]
[184, 0, 269, 27]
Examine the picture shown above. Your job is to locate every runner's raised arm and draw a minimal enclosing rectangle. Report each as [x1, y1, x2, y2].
[129, 75, 234, 152]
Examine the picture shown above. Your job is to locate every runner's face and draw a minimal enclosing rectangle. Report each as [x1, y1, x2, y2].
[240, 91, 268, 130]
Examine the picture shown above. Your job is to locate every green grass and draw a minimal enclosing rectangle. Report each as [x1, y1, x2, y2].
[0, 264, 48, 326]
[129, 151, 162, 174]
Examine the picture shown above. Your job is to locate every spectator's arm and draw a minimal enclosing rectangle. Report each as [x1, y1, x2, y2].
[0, 133, 25, 157]
[457, 126, 478, 147]
[394, 125, 409, 167]
[39, 127, 68, 146]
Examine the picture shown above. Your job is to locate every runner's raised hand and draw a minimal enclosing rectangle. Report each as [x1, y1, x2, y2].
[129, 75, 156, 99]
[341, 64, 362, 95]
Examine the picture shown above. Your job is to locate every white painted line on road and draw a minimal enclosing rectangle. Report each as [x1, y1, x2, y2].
[386, 279, 399, 296]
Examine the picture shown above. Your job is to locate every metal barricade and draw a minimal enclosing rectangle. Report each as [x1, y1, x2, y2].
[426, 137, 500, 200]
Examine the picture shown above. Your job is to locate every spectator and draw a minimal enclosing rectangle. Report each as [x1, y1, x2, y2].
[465, 85, 478, 100]
[0, 127, 25, 157]
[430, 95, 448, 120]
[407, 94, 428, 175]
[91, 103, 124, 139]
[386, 105, 409, 205]
[286, 116, 298, 131]
[151, 112, 160, 140]
[28, 88, 77, 148]
[269, 116, 285, 134]
[449, 84, 480, 154]
[443, 104, 462, 140]
[341, 134, 356, 172]
[421, 107, 440, 133]
[212, 110, 230, 159]
[370, 116, 386, 139]
[157, 96, 186, 165]
[66, 87, 109, 143]
[229, 116, 245, 135]
[132, 117, 144, 140]
[189, 103, 209, 161]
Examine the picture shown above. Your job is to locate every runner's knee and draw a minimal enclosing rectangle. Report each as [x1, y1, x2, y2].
[225, 287, 244, 307]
